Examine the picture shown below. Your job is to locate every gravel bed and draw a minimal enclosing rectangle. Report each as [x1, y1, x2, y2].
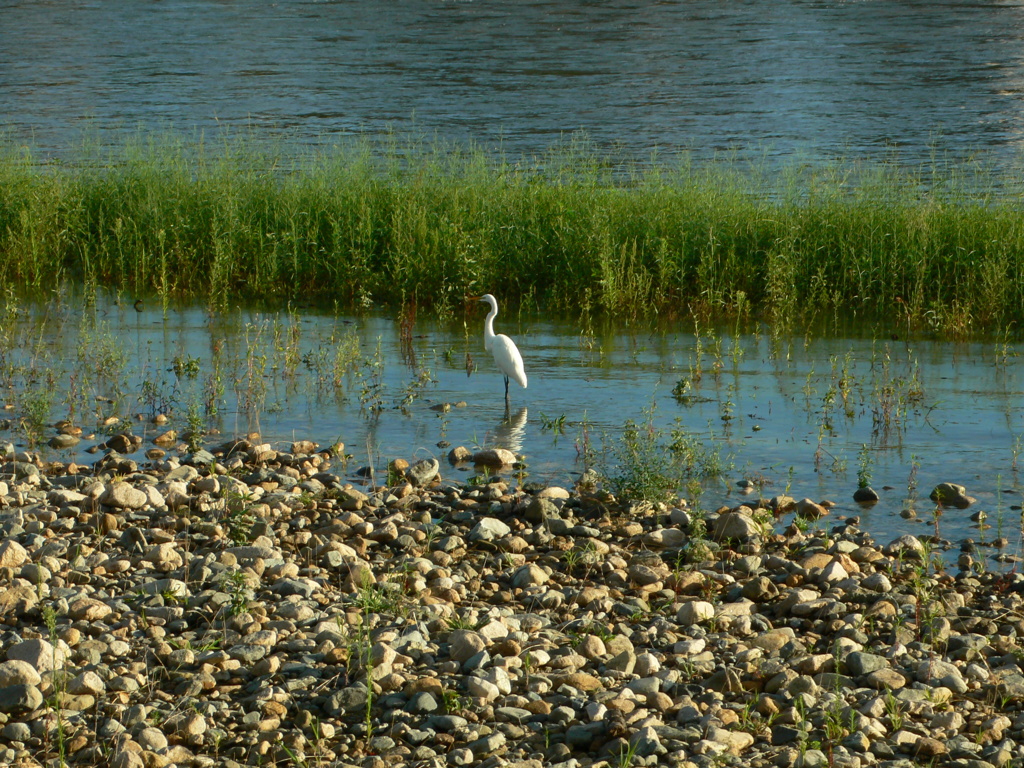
[0, 436, 1022, 768]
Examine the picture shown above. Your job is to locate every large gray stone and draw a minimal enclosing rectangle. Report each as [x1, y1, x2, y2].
[448, 630, 488, 663]
[0, 684, 42, 714]
[0, 660, 40, 688]
[100, 482, 148, 510]
[324, 685, 369, 716]
[710, 511, 762, 542]
[929, 482, 975, 508]
[846, 652, 889, 677]
[406, 458, 440, 486]
[7, 638, 68, 673]
[468, 518, 510, 542]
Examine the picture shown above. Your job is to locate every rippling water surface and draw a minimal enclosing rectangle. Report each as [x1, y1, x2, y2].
[3, 0, 1024, 165]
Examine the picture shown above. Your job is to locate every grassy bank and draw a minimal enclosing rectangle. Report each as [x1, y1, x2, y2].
[2, 131, 1024, 335]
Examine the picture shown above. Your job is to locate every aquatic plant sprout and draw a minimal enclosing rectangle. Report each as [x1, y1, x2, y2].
[2, 131, 1024, 335]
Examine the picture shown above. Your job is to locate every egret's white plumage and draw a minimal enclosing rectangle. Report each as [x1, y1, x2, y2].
[476, 293, 527, 402]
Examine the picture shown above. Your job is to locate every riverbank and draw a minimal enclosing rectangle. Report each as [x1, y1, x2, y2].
[0, 431, 1021, 768]
[4, 134, 1024, 336]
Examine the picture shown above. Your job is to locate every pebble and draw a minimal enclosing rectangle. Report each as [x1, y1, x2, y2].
[0, 445, 1019, 768]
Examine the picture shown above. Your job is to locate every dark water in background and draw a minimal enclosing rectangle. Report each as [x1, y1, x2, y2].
[3, 0, 1024, 165]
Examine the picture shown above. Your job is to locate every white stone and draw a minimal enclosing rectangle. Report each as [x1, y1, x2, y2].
[466, 676, 500, 702]
[676, 600, 716, 624]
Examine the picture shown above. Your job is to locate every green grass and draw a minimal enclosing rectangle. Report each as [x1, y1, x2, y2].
[4, 129, 1024, 334]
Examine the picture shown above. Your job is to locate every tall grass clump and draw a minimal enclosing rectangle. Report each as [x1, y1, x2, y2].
[4, 129, 1024, 335]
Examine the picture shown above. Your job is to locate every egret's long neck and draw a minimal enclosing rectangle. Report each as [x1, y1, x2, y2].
[483, 305, 497, 351]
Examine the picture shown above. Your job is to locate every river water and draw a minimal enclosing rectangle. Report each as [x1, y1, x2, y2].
[4, 0, 1024, 166]
[7, 295, 1024, 566]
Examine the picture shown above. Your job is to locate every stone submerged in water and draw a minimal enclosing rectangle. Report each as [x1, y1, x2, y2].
[48, 433, 80, 450]
[448, 445, 472, 463]
[852, 485, 879, 503]
[929, 481, 976, 508]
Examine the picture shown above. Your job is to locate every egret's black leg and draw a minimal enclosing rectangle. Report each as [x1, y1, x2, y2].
[504, 376, 510, 404]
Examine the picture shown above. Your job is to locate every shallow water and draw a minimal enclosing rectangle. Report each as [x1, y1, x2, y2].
[8, 294, 1024, 566]
[4, 0, 1024, 166]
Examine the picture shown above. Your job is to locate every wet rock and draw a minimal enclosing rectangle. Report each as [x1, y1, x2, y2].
[104, 433, 140, 453]
[796, 498, 829, 517]
[929, 482, 976, 508]
[291, 439, 318, 455]
[49, 433, 80, 450]
[448, 446, 472, 463]
[883, 534, 926, 557]
[853, 486, 880, 503]
[770, 494, 797, 512]
[472, 448, 517, 466]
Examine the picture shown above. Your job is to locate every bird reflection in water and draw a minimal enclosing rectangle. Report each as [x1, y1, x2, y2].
[489, 406, 528, 454]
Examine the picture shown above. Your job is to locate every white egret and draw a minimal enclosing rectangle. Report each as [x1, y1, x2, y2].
[473, 294, 527, 404]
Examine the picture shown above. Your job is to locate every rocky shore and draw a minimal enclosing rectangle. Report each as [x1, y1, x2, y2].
[0, 436, 1022, 768]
